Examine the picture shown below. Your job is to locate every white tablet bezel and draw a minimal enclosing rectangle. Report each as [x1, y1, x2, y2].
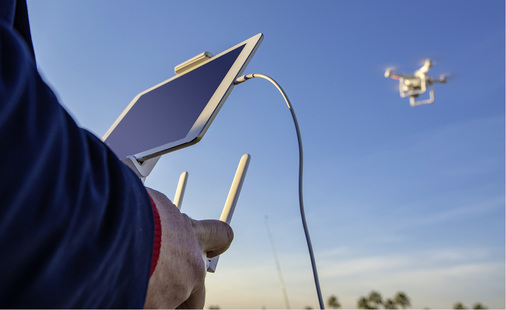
[102, 33, 263, 162]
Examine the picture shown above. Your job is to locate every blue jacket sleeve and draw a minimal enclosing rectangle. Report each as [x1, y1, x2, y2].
[0, 21, 154, 308]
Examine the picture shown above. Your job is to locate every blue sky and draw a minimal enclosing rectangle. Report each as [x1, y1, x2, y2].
[27, 1, 504, 309]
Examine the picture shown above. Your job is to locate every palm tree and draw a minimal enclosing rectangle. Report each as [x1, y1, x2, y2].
[368, 291, 383, 309]
[454, 302, 465, 309]
[384, 298, 398, 309]
[328, 295, 341, 309]
[394, 292, 411, 309]
[358, 296, 372, 309]
[472, 303, 486, 309]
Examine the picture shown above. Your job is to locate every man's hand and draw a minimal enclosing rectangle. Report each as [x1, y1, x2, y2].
[144, 188, 233, 309]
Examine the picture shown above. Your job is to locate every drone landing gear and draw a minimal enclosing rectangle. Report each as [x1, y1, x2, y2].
[408, 84, 436, 107]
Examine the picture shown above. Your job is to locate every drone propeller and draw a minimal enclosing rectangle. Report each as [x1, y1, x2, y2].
[420, 58, 433, 71]
[384, 67, 401, 80]
[384, 67, 394, 78]
[429, 73, 452, 84]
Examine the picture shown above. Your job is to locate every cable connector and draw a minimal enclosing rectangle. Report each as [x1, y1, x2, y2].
[234, 74, 256, 85]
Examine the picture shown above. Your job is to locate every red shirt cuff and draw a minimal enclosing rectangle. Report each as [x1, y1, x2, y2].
[148, 194, 161, 277]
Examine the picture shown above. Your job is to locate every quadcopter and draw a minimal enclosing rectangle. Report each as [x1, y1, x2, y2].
[385, 59, 447, 107]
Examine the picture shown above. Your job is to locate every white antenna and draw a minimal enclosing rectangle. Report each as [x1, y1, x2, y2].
[207, 154, 251, 272]
[173, 171, 188, 209]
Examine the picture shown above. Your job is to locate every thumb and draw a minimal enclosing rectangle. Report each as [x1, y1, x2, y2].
[191, 219, 234, 258]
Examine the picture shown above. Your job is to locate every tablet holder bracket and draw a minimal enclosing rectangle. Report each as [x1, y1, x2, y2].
[123, 155, 161, 181]
[174, 51, 214, 76]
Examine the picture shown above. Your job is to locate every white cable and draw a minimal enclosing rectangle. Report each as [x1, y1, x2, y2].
[235, 73, 325, 309]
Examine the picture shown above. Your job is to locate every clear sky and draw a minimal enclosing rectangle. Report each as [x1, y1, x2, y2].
[27, 1, 504, 309]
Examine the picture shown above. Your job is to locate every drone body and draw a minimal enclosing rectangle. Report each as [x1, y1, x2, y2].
[385, 59, 447, 107]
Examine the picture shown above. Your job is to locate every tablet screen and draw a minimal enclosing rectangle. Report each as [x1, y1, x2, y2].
[104, 44, 245, 160]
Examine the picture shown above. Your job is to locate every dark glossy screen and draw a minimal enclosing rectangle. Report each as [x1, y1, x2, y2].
[105, 44, 244, 160]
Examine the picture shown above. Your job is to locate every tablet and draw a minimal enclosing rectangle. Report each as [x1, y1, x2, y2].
[102, 33, 263, 164]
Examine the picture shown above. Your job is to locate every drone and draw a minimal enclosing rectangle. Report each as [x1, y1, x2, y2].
[385, 59, 447, 107]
